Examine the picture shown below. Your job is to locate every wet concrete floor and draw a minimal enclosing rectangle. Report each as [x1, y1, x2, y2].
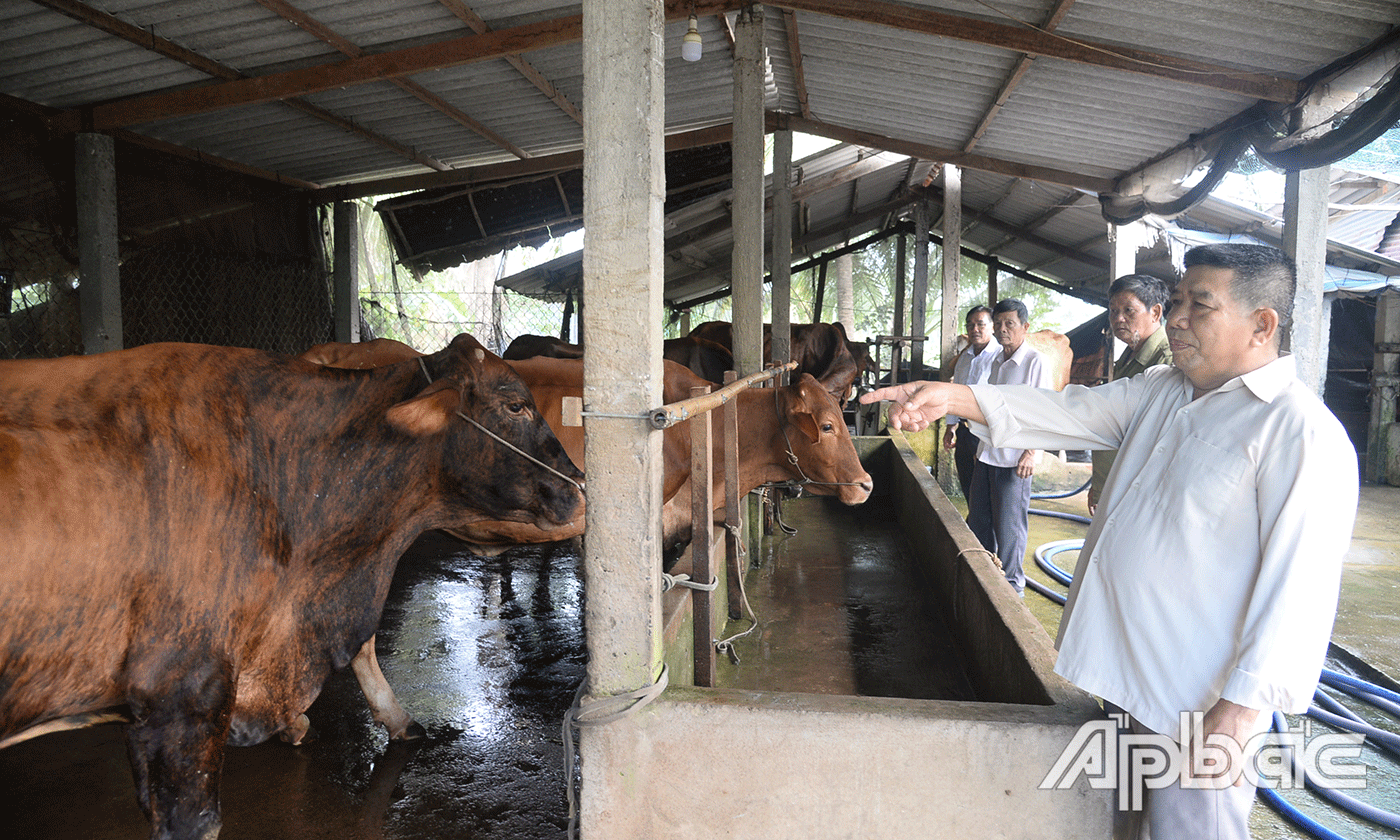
[0, 533, 587, 840]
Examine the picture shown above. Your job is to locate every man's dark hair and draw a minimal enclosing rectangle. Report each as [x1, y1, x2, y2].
[1182, 243, 1295, 328]
[992, 298, 1029, 325]
[1109, 273, 1171, 314]
[965, 304, 993, 323]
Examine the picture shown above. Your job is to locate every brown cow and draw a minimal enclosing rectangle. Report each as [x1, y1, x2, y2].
[662, 335, 734, 383]
[501, 333, 583, 360]
[307, 345, 870, 744]
[501, 333, 737, 385]
[0, 334, 583, 840]
[688, 321, 862, 405]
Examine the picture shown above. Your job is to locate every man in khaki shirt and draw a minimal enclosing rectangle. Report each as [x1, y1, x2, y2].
[1088, 274, 1173, 514]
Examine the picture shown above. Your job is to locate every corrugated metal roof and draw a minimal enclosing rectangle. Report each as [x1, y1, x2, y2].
[3, 0, 1399, 304]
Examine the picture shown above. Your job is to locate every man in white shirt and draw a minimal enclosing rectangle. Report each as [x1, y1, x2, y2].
[966, 299, 1052, 596]
[861, 244, 1359, 840]
[943, 305, 999, 500]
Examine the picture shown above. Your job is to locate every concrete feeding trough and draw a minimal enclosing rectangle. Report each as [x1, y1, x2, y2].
[580, 431, 1112, 838]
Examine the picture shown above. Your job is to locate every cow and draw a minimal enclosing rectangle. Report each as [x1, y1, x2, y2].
[687, 321, 862, 405]
[662, 335, 734, 383]
[305, 343, 871, 745]
[0, 334, 583, 840]
[501, 333, 583, 360]
[501, 333, 736, 386]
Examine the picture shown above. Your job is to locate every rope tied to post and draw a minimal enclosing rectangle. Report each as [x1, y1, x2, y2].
[562, 665, 670, 838]
[418, 357, 585, 493]
[661, 573, 719, 593]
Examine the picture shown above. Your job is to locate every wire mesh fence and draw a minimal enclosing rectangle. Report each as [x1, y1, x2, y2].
[359, 287, 566, 356]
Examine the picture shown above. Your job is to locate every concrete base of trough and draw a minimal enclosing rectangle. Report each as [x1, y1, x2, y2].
[582, 432, 1111, 839]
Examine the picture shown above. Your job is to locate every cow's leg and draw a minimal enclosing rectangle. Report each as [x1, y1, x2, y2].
[350, 636, 425, 741]
[124, 660, 235, 840]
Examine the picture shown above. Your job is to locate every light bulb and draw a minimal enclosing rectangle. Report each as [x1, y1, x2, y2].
[682, 14, 702, 62]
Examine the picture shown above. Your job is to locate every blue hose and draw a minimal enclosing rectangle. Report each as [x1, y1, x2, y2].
[1272, 711, 1400, 832]
[1031, 477, 1092, 500]
[1305, 704, 1400, 754]
[1321, 669, 1400, 714]
[1257, 786, 1350, 840]
[1032, 539, 1080, 588]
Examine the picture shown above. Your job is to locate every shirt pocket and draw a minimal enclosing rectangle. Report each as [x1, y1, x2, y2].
[1165, 435, 1254, 525]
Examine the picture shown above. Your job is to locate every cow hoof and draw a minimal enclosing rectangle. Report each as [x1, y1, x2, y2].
[390, 721, 428, 741]
[279, 714, 315, 746]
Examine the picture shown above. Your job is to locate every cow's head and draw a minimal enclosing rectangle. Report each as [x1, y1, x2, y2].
[386, 333, 584, 532]
[774, 373, 872, 506]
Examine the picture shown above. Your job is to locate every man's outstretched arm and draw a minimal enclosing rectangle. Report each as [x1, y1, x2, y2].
[859, 381, 984, 432]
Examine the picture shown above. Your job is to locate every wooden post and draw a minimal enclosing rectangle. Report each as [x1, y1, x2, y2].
[689, 383, 716, 686]
[76, 133, 122, 354]
[724, 370, 743, 620]
[1369, 289, 1400, 484]
[772, 129, 793, 380]
[911, 201, 930, 379]
[731, 4, 765, 376]
[333, 201, 361, 344]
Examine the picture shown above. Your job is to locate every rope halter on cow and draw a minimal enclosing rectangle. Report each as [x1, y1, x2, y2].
[419, 357, 585, 494]
[769, 383, 868, 492]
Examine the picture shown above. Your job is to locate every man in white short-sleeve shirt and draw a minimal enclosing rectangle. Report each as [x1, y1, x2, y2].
[861, 243, 1359, 840]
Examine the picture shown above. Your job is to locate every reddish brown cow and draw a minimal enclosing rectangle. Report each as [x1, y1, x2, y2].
[0, 334, 582, 840]
[688, 321, 862, 404]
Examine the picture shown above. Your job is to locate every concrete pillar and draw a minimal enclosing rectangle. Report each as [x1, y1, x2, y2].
[940, 164, 961, 370]
[1369, 289, 1400, 484]
[771, 128, 793, 371]
[1282, 165, 1331, 396]
[988, 258, 998, 307]
[731, 4, 765, 376]
[579, 0, 665, 700]
[76, 133, 122, 353]
[333, 202, 361, 344]
[911, 201, 929, 378]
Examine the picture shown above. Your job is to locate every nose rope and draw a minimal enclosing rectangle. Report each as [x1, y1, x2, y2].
[418, 357, 585, 493]
[771, 384, 869, 489]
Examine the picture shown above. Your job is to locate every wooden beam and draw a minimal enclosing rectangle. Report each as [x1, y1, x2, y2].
[310, 123, 735, 202]
[437, 0, 585, 125]
[780, 9, 813, 120]
[772, 0, 1299, 102]
[51, 0, 743, 133]
[35, 0, 449, 169]
[252, 0, 527, 159]
[773, 112, 1116, 193]
[963, 0, 1078, 153]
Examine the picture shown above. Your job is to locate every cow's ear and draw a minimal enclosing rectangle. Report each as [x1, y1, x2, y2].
[386, 383, 460, 436]
[785, 382, 824, 443]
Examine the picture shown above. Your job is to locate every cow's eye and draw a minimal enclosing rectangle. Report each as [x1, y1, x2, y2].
[507, 401, 528, 414]
[822, 423, 835, 434]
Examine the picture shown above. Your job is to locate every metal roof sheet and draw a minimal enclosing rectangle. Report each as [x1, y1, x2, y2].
[3, 0, 1399, 304]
